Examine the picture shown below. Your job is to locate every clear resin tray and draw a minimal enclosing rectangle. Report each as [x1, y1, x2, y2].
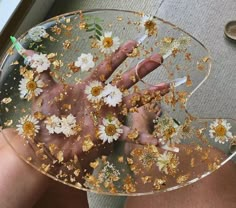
[0, 9, 235, 195]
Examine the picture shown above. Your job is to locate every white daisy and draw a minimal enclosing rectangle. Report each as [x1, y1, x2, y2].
[28, 53, 51, 73]
[44, 115, 62, 134]
[60, 114, 77, 137]
[74, 53, 95, 72]
[102, 84, 122, 107]
[98, 31, 120, 54]
[156, 151, 179, 175]
[28, 26, 47, 42]
[16, 115, 40, 139]
[141, 15, 157, 36]
[19, 75, 44, 100]
[209, 119, 233, 144]
[98, 117, 123, 143]
[85, 80, 103, 103]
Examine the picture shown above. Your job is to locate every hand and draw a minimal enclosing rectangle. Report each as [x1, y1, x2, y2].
[13, 40, 169, 180]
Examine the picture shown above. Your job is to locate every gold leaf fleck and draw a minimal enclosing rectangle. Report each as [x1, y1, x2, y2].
[90, 160, 99, 169]
[4, 120, 13, 127]
[56, 151, 64, 163]
[82, 136, 94, 152]
[1, 97, 12, 104]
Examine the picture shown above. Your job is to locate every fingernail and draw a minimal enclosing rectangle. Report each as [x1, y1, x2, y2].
[149, 53, 163, 64]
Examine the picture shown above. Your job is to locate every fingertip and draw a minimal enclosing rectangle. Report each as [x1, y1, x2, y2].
[120, 40, 138, 54]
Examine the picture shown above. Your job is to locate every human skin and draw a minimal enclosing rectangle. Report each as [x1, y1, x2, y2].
[0, 40, 168, 208]
[125, 108, 236, 208]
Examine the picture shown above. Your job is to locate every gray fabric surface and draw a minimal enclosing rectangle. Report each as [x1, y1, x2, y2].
[47, 1, 236, 207]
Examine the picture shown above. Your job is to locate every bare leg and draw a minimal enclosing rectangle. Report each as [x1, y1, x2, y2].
[125, 107, 236, 208]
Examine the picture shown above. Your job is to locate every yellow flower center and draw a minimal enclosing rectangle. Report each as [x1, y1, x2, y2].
[105, 124, 117, 136]
[102, 37, 113, 48]
[164, 126, 176, 140]
[214, 124, 226, 137]
[23, 121, 35, 137]
[91, 86, 102, 97]
[26, 80, 37, 91]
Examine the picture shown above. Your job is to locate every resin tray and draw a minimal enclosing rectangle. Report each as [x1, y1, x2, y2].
[0, 9, 235, 195]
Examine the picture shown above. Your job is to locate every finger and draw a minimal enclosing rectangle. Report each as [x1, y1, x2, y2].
[88, 40, 137, 82]
[123, 83, 169, 109]
[120, 126, 159, 146]
[115, 53, 163, 89]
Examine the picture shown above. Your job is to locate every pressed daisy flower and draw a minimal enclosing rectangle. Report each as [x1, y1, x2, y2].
[141, 15, 157, 36]
[209, 119, 233, 144]
[98, 117, 123, 143]
[74, 53, 95, 72]
[19, 75, 44, 100]
[28, 26, 47, 42]
[16, 115, 40, 139]
[102, 84, 122, 107]
[156, 151, 179, 175]
[98, 32, 120, 54]
[85, 80, 103, 103]
[60, 114, 77, 137]
[28, 53, 51, 73]
[44, 115, 62, 134]
[153, 115, 180, 146]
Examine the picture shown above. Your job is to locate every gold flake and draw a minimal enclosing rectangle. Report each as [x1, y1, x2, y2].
[74, 169, 80, 177]
[118, 156, 124, 163]
[117, 16, 123, 21]
[186, 75, 192, 87]
[56, 151, 64, 163]
[34, 111, 46, 120]
[49, 144, 58, 155]
[66, 18, 71, 23]
[1, 97, 12, 104]
[10, 61, 19, 66]
[51, 25, 62, 35]
[41, 163, 51, 172]
[141, 176, 152, 184]
[74, 155, 78, 164]
[123, 175, 136, 193]
[63, 40, 71, 50]
[185, 53, 192, 61]
[127, 157, 134, 165]
[47, 53, 57, 62]
[67, 165, 74, 171]
[4, 120, 13, 127]
[127, 128, 139, 140]
[79, 22, 87, 30]
[163, 37, 174, 44]
[52, 59, 64, 70]
[190, 158, 195, 168]
[176, 174, 190, 184]
[202, 56, 209, 63]
[127, 47, 140, 57]
[90, 160, 99, 169]
[26, 157, 32, 161]
[75, 182, 82, 188]
[82, 135, 94, 152]
[197, 63, 205, 71]
[153, 178, 166, 190]
[49, 36, 57, 42]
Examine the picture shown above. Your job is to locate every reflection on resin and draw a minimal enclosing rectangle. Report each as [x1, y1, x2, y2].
[0, 9, 235, 195]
